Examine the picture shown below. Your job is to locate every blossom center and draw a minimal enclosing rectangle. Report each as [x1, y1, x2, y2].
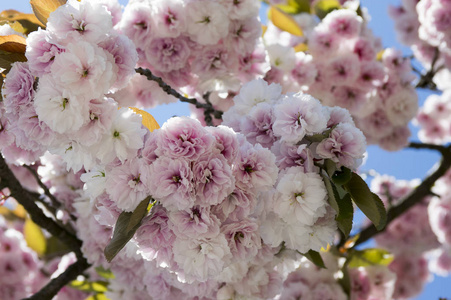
[62, 98, 69, 110]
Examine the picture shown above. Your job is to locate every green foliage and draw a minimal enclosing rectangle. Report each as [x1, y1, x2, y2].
[85, 294, 109, 300]
[332, 167, 352, 186]
[104, 197, 152, 262]
[45, 235, 70, 257]
[95, 266, 115, 280]
[275, 0, 311, 14]
[321, 168, 354, 238]
[299, 249, 326, 269]
[347, 248, 394, 268]
[70, 280, 108, 293]
[335, 193, 354, 238]
[312, 0, 342, 19]
[344, 173, 387, 231]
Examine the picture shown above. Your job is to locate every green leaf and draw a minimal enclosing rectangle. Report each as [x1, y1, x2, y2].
[344, 173, 387, 231]
[321, 171, 353, 238]
[126, 196, 152, 232]
[321, 170, 339, 213]
[0, 50, 27, 71]
[85, 294, 110, 300]
[304, 125, 336, 143]
[299, 250, 326, 269]
[323, 159, 337, 178]
[45, 235, 70, 257]
[312, 0, 342, 19]
[276, 0, 311, 14]
[347, 248, 394, 268]
[104, 197, 152, 263]
[69, 280, 108, 293]
[332, 167, 352, 186]
[339, 260, 351, 296]
[335, 193, 353, 238]
[95, 266, 115, 280]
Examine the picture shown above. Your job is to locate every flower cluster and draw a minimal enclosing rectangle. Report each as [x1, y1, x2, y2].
[116, 0, 268, 107]
[416, 90, 451, 144]
[223, 79, 367, 254]
[74, 77, 368, 298]
[280, 252, 397, 300]
[0, 0, 424, 299]
[262, 8, 418, 151]
[389, 0, 451, 91]
[1, 0, 142, 171]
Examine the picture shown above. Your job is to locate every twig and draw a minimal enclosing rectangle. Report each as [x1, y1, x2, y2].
[135, 67, 223, 125]
[23, 164, 61, 209]
[414, 47, 441, 90]
[353, 142, 451, 247]
[23, 164, 77, 223]
[23, 256, 90, 300]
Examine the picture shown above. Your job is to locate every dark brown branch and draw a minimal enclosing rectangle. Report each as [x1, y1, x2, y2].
[23, 164, 61, 209]
[354, 142, 451, 247]
[414, 47, 441, 90]
[135, 67, 223, 125]
[23, 164, 77, 223]
[23, 256, 90, 300]
[0, 156, 82, 252]
[0, 156, 91, 298]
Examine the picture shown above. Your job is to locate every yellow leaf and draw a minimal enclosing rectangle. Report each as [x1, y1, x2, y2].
[293, 43, 308, 52]
[0, 206, 9, 216]
[3, 21, 26, 35]
[261, 24, 267, 37]
[0, 35, 27, 53]
[13, 204, 27, 219]
[0, 10, 42, 33]
[312, 0, 342, 19]
[0, 34, 27, 72]
[129, 107, 160, 132]
[30, 0, 67, 26]
[268, 6, 303, 37]
[376, 49, 385, 61]
[24, 218, 46, 256]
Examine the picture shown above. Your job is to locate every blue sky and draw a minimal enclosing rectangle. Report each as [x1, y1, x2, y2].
[1, 0, 449, 299]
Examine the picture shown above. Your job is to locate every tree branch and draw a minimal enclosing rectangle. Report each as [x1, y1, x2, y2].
[23, 164, 61, 210]
[0, 156, 91, 298]
[23, 164, 77, 223]
[23, 256, 90, 300]
[353, 142, 451, 247]
[0, 156, 82, 252]
[135, 67, 223, 126]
